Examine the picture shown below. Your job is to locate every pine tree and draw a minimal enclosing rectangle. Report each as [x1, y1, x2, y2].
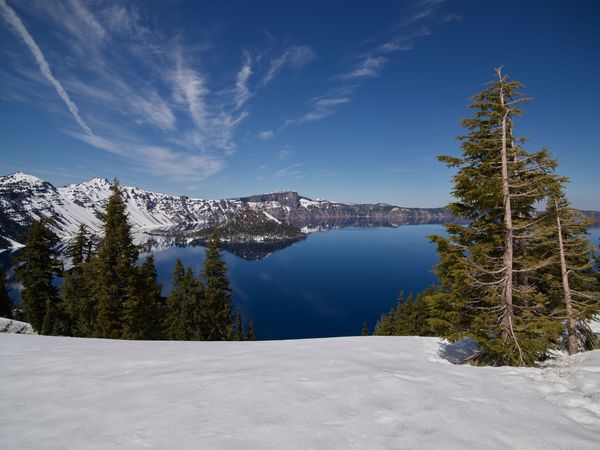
[361, 321, 369, 336]
[374, 290, 434, 337]
[92, 181, 139, 339]
[0, 266, 12, 318]
[201, 229, 233, 340]
[429, 69, 565, 365]
[247, 320, 256, 341]
[62, 225, 95, 336]
[165, 259, 185, 339]
[235, 308, 243, 340]
[122, 255, 165, 340]
[165, 261, 204, 340]
[14, 220, 60, 334]
[539, 194, 599, 353]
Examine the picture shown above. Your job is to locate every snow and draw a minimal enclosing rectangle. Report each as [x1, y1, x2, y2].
[262, 211, 281, 223]
[1, 334, 599, 449]
[1, 171, 45, 185]
[299, 198, 326, 208]
[0, 317, 34, 334]
[0, 235, 24, 252]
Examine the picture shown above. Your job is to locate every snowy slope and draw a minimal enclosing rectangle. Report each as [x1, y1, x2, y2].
[0, 317, 34, 334]
[1, 334, 599, 449]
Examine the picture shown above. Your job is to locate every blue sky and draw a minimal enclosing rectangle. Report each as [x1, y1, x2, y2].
[0, 0, 598, 209]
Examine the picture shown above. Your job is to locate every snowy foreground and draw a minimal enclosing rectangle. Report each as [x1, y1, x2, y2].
[1, 334, 599, 449]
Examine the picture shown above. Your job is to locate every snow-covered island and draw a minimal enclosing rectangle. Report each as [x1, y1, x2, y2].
[1, 333, 599, 449]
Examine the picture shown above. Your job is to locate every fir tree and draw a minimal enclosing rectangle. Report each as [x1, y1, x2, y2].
[361, 321, 369, 336]
[247, 320, 256, 341]
[122, 255, 165, 340]
[165, 259, 185, 339]
[201, 229, 233, 341]
[539, 194, 599, 353]
[429, 69, 567, 365]
[235, 308, 243, 341]
[92, 181, 139, 339]
[0, 266, 12, 318]
[165, 261, 204, 340]
[374, 291, 434, 337]
[62, 225, 95, 336]
[14, 220, 60, 334]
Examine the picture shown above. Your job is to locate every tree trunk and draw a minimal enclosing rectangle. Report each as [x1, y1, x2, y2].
[555, 198, 578, 354]
[498, 69, 515, 345]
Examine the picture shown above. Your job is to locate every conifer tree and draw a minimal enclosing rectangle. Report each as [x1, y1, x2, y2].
[247, 320, 256, 341]
[235, 308, 243, 341]
[165, 259, 185, 339]
[361, 321, 369, 336]
[62, 225, 95, 336]
[92, 181, 139, 339]
[374, 291, 433, 337]
[539, 194, 599, 353]
[14, 220, 60, 334]
[123, 255, 165, 340]
[201, 229, 233, 340]
[429, 69, 565, 365]
[0, 266, 12, 318]
[165, 261, 204, 340]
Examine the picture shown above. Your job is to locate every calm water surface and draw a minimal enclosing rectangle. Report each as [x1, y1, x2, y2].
[152, 225, 600, 340]
[153, 225, 443, 340]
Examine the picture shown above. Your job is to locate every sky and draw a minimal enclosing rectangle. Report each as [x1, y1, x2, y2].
[0, 0, 598, 209]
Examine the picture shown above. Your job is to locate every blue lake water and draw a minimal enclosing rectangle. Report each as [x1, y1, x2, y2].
[151, 225, 600, 340]
[152, 225, 444, 340]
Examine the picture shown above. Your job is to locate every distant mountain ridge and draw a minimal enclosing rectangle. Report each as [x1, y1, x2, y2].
[4, 171, 595, 249]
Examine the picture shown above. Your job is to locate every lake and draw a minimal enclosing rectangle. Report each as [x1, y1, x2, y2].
[3, 225, 599, 341]
[151, 224, 445, 340]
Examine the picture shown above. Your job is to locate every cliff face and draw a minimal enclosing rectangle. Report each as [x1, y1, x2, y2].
[0, 172, 455, 248]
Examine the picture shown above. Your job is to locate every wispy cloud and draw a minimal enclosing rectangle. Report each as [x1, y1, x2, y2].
[0, 0, 93, 135]
[338, 56, 387, 80]
[262, 44, 316, 85]
[258, 130, 274, 141]
[277, 147, 293, 160]
[172, 56, 208, 131]
[234, 50, 252, 110]
[70, 131, 223, 180]
[284, 0, 451, 126]
[275, 163, 302, 177]
[297, 96, 352, 123]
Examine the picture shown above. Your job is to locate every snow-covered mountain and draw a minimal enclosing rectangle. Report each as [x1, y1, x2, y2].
[0, 172, 453, 248]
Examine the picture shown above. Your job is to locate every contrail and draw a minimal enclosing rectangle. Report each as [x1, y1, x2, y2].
[0, 0, 93, 135]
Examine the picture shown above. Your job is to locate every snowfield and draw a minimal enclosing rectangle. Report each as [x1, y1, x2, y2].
[1, 335, 599, 449]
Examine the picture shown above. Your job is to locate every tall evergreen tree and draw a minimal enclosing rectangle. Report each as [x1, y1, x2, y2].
[429, 69, 565, 365]
[201, 229, 233, 340]
[14, 220, 60, 334]
[165, 261, 204, 340]
[92, 181, 139, 339]
[235, 308, 243, 341]
[62, 225, 95, 336]
[123, 255, 165, 340]
[0, 266, 12, 318]
[538, 194, 599, 353]
[247, 320, 256, 341]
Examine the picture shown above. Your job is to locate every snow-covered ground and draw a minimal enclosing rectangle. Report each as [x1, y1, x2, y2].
[1, 334, 599, 449]
[0, 317, 34, 334]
